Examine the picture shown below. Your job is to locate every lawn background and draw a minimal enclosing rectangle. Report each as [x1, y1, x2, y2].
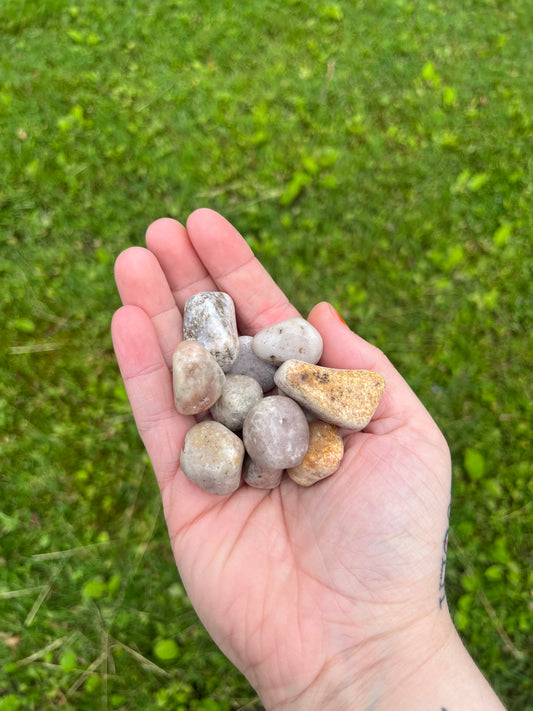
[0, 0, 531, 709]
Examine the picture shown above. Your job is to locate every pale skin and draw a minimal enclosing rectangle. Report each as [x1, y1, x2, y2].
[111, 209, 506, 710]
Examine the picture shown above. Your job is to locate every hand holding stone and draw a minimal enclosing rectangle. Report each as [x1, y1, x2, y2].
[112, 210, 462, 711]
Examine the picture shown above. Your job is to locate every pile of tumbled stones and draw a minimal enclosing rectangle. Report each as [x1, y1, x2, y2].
[173, 292, 385, 495]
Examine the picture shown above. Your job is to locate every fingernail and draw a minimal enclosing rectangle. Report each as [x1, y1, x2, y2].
[329, 303, 348, 327]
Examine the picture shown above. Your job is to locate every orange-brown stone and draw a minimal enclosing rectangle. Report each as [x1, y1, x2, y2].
[287, 420, 344, 487]
[274, 359, 385, 430]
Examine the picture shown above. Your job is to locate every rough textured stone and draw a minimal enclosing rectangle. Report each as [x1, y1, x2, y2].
[180, 421, 244, 495]
[252, 317, 323, 366]
[210, 374, 263, 431]
[242, 396, 309, 469]
[287, 421, 344, 487]
[243, 457, 283, 489]
[229, 335, 278, 391]
[183, 291, 239, 372]
[173, 341, 225, 415]
[275, 359, 385, 430]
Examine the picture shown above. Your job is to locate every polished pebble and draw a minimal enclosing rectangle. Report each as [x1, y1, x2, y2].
[242, 395, 309, 469]
[210, 374, 263, 431]
[183, 291, 239, 372]
[173, 341, 226, 415]
[275, 359, 385, 430]
[229, 335, 278, 391]
[243, 457, 283, 489]
[252, 317, 323, 366]
[287, 420, 344, 487]
[180, 421, 244, 495]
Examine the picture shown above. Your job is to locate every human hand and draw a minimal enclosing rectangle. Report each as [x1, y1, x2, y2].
[111, 209, 505, 710]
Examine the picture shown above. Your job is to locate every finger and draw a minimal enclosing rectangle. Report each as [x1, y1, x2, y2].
[307, 302, 438, 435]
[111, 304, 191, 491]
[186, 208, 299, 334]
[112, 303, 256, 536]
[114, 247, 182, 368]
[146, 217, 218, 311]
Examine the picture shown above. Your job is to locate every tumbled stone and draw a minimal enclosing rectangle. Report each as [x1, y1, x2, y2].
[243, 457, 283, 490]
[275, 360, 385, 430]
[173, 341, 225, 415]
[287, 421, 344, 487]
[180, 421, 244, 495]
[183, 291, 239, 372]
[229, 335, 278, 391]
[210, 374, 263, 431]
[263, 386, 284, 397]
[242, 396, 309, 469]
[252, 317, 323, 366]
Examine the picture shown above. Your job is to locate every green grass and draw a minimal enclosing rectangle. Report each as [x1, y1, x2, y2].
[1, 0, 531, 708]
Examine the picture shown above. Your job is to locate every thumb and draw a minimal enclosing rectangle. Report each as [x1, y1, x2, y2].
[307, 302, 439, 436]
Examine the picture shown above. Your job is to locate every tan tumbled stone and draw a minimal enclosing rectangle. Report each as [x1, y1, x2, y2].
[210, 374, 263, 431]
[173, 340, 226, 415]
[288, 420, 344, 487]
[275, 359, 385, 430]
[180, 421, 244, 495]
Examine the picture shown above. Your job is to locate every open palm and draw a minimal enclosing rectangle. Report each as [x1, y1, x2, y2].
[112, 209, 453, 709]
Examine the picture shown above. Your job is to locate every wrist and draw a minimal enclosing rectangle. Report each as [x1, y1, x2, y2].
[262, 607, 453, 711]
[379, 614, 507, 711]
[264, 607, 505, 711]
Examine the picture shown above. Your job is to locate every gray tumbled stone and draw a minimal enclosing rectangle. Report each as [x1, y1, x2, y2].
[229, 335, 278, 391]
[173, 341, 225, 415]
[180, 421, 244, 495]
[183, 291, 239, 372]
[243, 457, 283, 490]
[210, 374, 263, 431]
[242, 395, 309, 469]
[252, 317, 323, 365]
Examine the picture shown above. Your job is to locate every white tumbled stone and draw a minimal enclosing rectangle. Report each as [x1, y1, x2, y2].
[183, 291, 239, 372]
[252, 317, 323, 366]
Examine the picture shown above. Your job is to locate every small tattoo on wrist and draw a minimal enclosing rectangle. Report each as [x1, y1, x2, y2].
[438, 504, 451, 609]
